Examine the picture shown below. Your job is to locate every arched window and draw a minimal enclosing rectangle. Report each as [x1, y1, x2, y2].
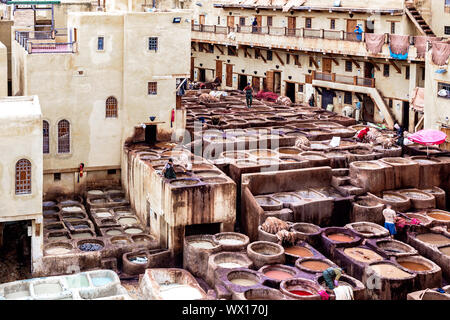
[43, 120, 49, 154]
[58, 120, 70, 153]
[16, 159, 31, 195]
[105, 96, 118, 118]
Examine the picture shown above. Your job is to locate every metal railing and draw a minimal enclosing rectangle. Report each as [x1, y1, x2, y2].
[15, 29, 74, 54]
[313, 71, 375, 88]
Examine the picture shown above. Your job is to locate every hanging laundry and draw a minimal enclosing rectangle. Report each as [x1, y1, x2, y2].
[431, 42, 450, 66]
[389, 35, 410, 60]
[414, 36, 441, 58]
[365, 33, 385, 54]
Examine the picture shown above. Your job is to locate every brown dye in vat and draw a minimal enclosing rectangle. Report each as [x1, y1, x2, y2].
[279, 148, 300, 155]
[327, 233, 354, 242]
[300, 260, 331, 271]
[343, 248, 384, 263]
[370, 264, 411, 278]
[428, 213, 450, 221]
[416, 233, 450, 245]
[264, 270, 293, 280]
[398, 261, 430, 272]
[438, 247, 450, 256]
[285, 246, 314, 257]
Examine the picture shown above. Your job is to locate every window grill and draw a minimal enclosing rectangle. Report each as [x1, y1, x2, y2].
[148, 82, 157, 95]
[105, 96, 118, 118]
[148, 37, 158, 51]
[58, 120, 70, 153]
[43, 120, 49, 154]
[16, 159, 31, 195]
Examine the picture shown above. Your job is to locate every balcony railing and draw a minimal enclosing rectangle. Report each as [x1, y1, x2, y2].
[191, 24, 427, 47]
[14, 29, 74, 54]
[313, 71, 375, 88]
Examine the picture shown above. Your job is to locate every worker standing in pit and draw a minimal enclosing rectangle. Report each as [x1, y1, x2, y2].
[244, 83, 253, 108]
[383, 204, 397, 238]
[322, 267, 343, 290]
[162, 158, 177, 180]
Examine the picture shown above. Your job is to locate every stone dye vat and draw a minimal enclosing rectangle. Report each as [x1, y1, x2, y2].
[349, 160, 389, 194]
[218, 269, 265, 299]
[345, 222, 390, 239]
[247, 241, 285, 269]
[379, 157, 420, 190]
[0, 270, 127, 300]
[367, 238, 418, 258]
[258, 264, 301, 288]
[425, 209, 450, 227]
[235, 287, 289, 300]
[295, 257, 338, 276]
[410, 157, 443, 189]
[420, 187, 446, 209]
[183, 235, 221, 280]
[279, 278, 325, 300]
[397, 189, 436, 210]
[212, 232, 249, 251]
[321, 227, 362, 260]
[139, 268, 207, 300]
[289, 223, 322, 249]
[254, 195, 284, 211]
[333, 245, 385, 280]
[371, 191, 411, 213]
[363, 261, 416, 300]
[315, 274, 366, 300]
[283, 241, 324, 264]
[206, 251, 254, 287]
[394, 255, 442, 290]
[350, 197, 385, 224]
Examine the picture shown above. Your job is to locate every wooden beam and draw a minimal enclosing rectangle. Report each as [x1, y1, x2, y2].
[293, 54, 301, 67]
[198, 42, 204, 52]
[243, 46, 252, 58]
[274, 51, 285, 66]
[369, 59, 380, 71]
[309, 56, 319, 68]
[350, 58, 360, 68]
[331, 58, 339, 66]
[214, 44, 224, 55]
[389, 60, 401, 73]
[355, 93, 363, 101]
[191, 42, 196, 51]
[255, 48, 267, 63]
[229, 46, 238, 57]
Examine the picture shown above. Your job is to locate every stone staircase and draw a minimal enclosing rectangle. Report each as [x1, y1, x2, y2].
[331, 168, 364, 196]
[406, 3, 436, 37]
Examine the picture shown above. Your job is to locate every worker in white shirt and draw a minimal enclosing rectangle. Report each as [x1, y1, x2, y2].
[383, 204, 397, 238]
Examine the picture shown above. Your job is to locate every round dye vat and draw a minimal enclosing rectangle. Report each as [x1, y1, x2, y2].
[5, 290, 31, 300]
[217, 239, 244, 246]
[72, 232, 93, 239]
[46, 246, 71, 255]
[427, 212, 450, 221]
[48, 234, 70, 241]
[370, 264, 412, 279]
[124, 228, 143, 235]
[62, 206, 82, 213]
[303, 154, 325, 160]
[78, 242, 104, 251]
[416, 233, 450, 246]
[118, 217, 138, 225]
[189, 240, 216, 249]
[250, 150, 277, 158]
[106, 229, 123, 236]
[398, 261, 430, 272]
[327, 233, 354, 242]
[66, 275, 90, 289]
[285, 246, 314, 257]
[230, 278, 258, 286]
[343, 248, 384, 263]
[95, 212, 112, 218]
[439, 247, 450, 256]
[300, 260, 331, 272]
[159, 284, 203, 300]
[289, 290, 313, 296]
[264, 270, 293, 280]
[87, 190, 104, 195]
[218, 262, 242, 268]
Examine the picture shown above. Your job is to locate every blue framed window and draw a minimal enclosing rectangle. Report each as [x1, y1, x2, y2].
[97, 36, 104, 50]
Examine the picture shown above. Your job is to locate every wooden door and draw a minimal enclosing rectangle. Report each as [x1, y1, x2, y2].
[322, 58, 332, 73]
[287, 17, 296, 36]
[346, 19, 357, 40]
[226, 64, 233, 87]
[266, 71, 274, 92]
[216, 60, 222, 80]
[305, 74, 312, 84]
[252, 76, 260, 92]
[255, 15, 262, 27]
[199, 15, 205, 25]
[227, 16, 235, 28]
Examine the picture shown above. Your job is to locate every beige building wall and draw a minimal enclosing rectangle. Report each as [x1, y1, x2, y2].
[424, 50, 450, 130]
[0, 95, 43, 271]
[12, 10, 190, 195]
[414, 0, 450, 38]
[0, 41, 6, 96]
[0, 20, 13, 83]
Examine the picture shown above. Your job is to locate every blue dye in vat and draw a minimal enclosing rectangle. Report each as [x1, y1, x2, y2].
[92, 277, 112, 287]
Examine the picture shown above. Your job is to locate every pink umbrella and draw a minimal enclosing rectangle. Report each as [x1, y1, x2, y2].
[408, 129, 448, 156]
